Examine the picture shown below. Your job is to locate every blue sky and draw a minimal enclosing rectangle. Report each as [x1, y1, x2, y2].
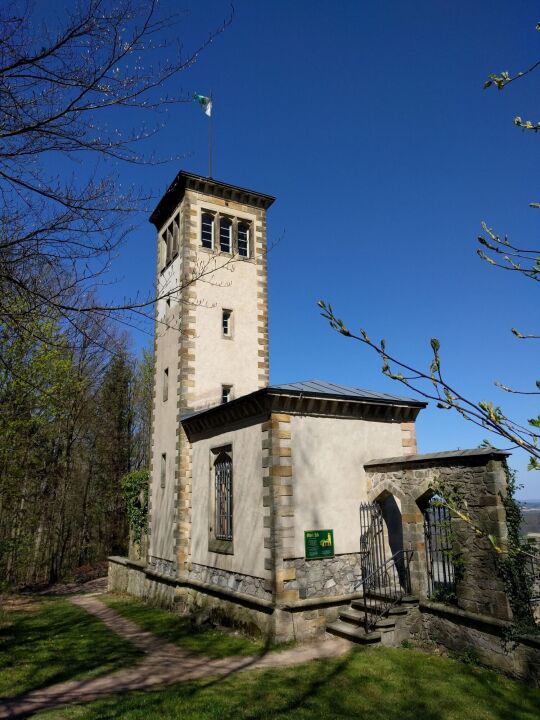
[93, 1, 539, 499]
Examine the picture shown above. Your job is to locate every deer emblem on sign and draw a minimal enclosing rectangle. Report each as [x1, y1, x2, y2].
[320, 532, 332, 547]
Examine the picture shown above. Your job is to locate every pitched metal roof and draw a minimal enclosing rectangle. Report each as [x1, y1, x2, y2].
[267, 380, 426, 407]
[181, 379, 426, 427]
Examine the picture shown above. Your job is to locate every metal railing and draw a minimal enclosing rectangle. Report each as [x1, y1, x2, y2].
[355, 549, 413, 634]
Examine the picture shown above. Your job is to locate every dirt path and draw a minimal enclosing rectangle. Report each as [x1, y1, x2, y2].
[0, 594, 352, 718]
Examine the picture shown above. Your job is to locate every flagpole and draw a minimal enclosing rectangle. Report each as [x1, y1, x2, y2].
[208, 92, 213, 178]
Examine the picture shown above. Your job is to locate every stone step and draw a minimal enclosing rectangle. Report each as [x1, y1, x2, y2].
[326, 620, 382, 644]
[351, 599, 408, 616]
[400, 595, 419, 604]
[339, 608, 369, 626]
[362, 590, 418, 605]
[339, 607, 396, 630]
[374, 617, 396, 629]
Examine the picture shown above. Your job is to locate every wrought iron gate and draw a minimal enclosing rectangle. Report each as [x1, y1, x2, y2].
[423, 498, 456, 600]
[357, 501, 412, 632]
[359, 502, 387, 587]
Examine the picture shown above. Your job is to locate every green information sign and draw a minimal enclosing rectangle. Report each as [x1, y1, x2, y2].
[304, 529, 334, 560]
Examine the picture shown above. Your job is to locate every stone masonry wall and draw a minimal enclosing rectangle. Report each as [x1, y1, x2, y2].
[396, 602, 540, 686]
[365, 453, 511, 620]
[283, 553, 363, 599]
[188, 563, 271, 601]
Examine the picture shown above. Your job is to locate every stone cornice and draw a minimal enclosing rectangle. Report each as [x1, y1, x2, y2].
[181, 388, 424, 442]
[150, 171, 275, 229]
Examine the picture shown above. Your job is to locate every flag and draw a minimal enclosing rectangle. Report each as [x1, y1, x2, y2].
[194, 93, 212, 117]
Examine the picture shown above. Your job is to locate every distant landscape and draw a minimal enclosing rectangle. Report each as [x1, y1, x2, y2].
[521, 501, 540, 535]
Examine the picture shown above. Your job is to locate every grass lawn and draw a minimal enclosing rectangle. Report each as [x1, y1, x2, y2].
[0, 598, 141, 699]
[36, 644, 540, 720]
[102, 593, 275, 657]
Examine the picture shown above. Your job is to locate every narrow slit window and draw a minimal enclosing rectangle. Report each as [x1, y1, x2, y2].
[237, 222, 250, 258]
[160, 453, 167, 488]
[221, 385, 232, 404]
[201, 212, 214, 249]
[219, 217, 232, 253]
[163, 368, 169, 402]
[222, 309, 232, 337]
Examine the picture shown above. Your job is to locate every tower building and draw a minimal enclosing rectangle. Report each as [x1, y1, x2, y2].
[109, 171, 521, 658]
[147, 172, 275, 579]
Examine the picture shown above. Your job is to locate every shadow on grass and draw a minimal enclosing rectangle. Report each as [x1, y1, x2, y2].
[35, 645, 540, 720]
[0, 600, 141, 700]
[102, 594, 278, 658]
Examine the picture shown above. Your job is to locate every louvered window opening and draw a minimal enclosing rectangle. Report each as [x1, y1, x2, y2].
[424, 500, 456, 598]
[215, 453, 233, 541]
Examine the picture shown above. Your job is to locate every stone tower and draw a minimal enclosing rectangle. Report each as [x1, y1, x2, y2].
[147, 172, 275, 578]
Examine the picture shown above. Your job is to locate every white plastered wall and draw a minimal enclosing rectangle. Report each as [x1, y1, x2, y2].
[189, 197, 262, 410]
[290, 415, 404, 558]
[190, 422, 265, 578]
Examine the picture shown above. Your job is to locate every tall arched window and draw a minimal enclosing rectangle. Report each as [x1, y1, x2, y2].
[214, 450, 233, 541]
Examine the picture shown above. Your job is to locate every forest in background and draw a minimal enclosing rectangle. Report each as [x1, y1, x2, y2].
[0, 312, 153, 588]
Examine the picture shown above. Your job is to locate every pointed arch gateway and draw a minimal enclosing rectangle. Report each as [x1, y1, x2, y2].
[359, 491, 409, 596]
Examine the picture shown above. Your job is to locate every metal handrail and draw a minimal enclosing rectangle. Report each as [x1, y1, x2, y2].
[354, 549, 413, 634]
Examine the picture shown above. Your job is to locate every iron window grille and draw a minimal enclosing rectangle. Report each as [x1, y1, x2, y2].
[424, 498, 457, 600]
[214, 451, 233, 541]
